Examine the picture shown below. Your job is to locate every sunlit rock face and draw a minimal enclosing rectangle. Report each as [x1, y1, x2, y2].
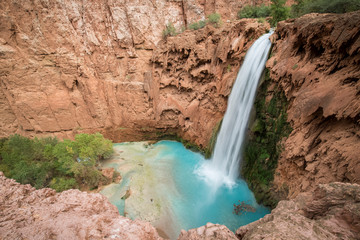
[267, 10, 360, 199]
[0, 172, 162, 240]
[0, 0, 268, 147]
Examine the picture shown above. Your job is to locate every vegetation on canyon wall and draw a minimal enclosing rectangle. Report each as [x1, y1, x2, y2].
[238, 0, 289, 26]
[291, 0, 360, 17]
[163, 13, 222, 38]
[238, 0, 360, 26]
[242, 69, 292, 208]
[0, 133, 113, 192]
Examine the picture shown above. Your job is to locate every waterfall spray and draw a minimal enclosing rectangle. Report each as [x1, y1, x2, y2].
[197, 31, 273, 188]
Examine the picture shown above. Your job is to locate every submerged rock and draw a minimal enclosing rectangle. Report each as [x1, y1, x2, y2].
[0, 172, 161, 240]
[236, 182, 360, 240]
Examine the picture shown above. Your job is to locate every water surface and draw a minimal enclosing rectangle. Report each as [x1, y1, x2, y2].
[100, 141, 269, 239]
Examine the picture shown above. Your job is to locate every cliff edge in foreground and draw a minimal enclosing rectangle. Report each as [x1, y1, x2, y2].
[0, 172, 161, 240]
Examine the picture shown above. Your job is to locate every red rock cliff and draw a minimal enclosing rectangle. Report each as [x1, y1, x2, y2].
[267, 11, 360, 199]
[0, 0, 268, 147]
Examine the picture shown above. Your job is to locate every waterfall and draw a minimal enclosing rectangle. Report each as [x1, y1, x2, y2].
[197, 31, 273, 188]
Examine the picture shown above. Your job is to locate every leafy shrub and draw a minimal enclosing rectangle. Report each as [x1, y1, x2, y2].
[0, 133, 113, 191]
[238, 4, 271, 18]
[188, 20, 206, 30]
[270, 0, 290, 26]
[291, 0, 360, 17]
[207, 13, 222, 27]
[50, 177, 76, 192]
[162, 22, 177, 38]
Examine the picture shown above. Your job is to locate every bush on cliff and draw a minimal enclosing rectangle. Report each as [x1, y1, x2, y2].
[0, 133, 113, 191]
[162, 22, 177, 38]
[238, 4, 271, 19]
[207, 13, 222, 27]
[188, 20, 206, 30]
[188, 13, 222, 31]
[237, 1, 288, 26]
[270, 0, 290, 26]
[291, 0, 360, 17]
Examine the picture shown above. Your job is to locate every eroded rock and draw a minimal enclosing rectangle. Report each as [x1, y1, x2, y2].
[236, 182, 360, 240]
[267, 11, 360, 199]
[0, 172, 161, 240]
[0, 0, 268, 148]
[177, 222, 238, 240]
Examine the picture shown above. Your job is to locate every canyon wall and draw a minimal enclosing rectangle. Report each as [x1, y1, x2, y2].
[0, 0, 268, 147]
[267, 11, 360, 199]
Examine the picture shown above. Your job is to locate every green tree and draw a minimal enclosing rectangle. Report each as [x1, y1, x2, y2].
[207, 13, 222, 27]
[238, 4, 271, 19]
[0, 133, 113, 191]
[270, 0, 290, 26]
[291, 0, 360, 17]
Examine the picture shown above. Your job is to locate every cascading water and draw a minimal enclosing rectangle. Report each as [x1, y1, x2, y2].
[197, 31, 273, 188]
[101, 32, 273, 239]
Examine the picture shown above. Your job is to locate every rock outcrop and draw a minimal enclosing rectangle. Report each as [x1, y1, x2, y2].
[236, 182, 360, 240]
[150, 20, 269, 146]
[0, 172, 161, 240]
[178, 223, 238, 240]
[267, 11, 360, 199]
[0, 0, 268, 147]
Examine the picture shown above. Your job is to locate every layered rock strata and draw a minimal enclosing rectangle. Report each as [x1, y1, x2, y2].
[267, 11, 360, 199]
[0, 172, 161, 240]
[0, 0, 268, 147]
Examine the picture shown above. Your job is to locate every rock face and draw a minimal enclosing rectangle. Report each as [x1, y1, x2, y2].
[177, 222, 238, 240]
[0, 172, 161, 240]
[236, 182, 360, 240]
[150, 20, 269, 146]
[0, 0, 268, 147]
[267, 11, 360, 199]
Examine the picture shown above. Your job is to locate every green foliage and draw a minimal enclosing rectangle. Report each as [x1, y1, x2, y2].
[270, 0, 290, 26]
[188, 13, 222, 31]
[162, 22, 177, 38]
[226, 64, 232, 73]
[50, 177, 76, 192]
[188, 20, 206, 30]
[0, 133, 113, 191]
[205, 119, 222, 159]
[242, 68, 292, 208]
[257, 17, 266, 23]
[238, 4, 271, 19]
[291, 0, 360, 17]
[207, 13, 222, 27]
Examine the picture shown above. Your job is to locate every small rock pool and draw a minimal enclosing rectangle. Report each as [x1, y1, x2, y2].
[100, 141, 269, 239]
